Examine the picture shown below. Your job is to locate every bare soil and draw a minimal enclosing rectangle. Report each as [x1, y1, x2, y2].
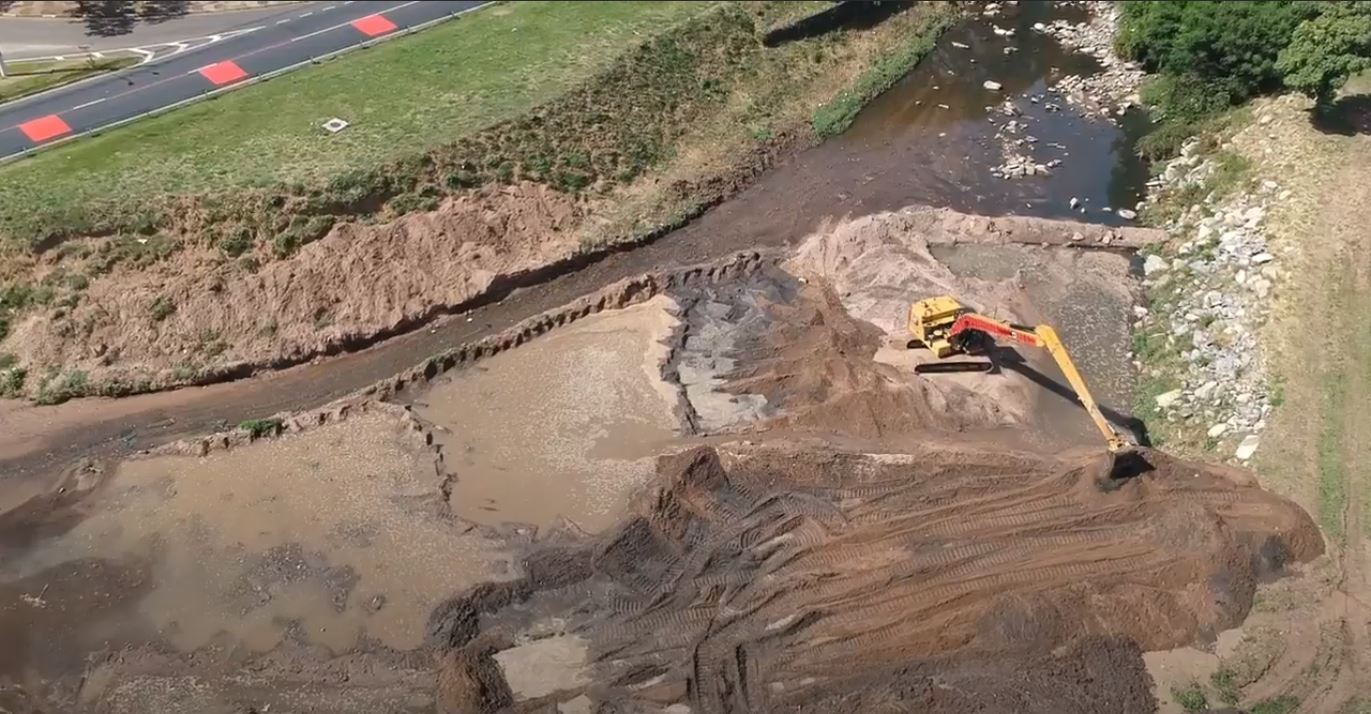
[7, 183, 584, 394]
[429, 442, 1318, 713]
[0, 212, 1322, 712]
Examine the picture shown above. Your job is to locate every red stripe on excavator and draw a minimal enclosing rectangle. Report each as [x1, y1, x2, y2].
[949, 315, 1039, 346]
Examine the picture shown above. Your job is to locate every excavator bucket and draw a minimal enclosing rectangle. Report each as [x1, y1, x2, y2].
[1092, 447, 1152, 485]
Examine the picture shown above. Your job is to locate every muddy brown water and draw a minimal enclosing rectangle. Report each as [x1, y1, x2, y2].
[0, 2, 1149, 491]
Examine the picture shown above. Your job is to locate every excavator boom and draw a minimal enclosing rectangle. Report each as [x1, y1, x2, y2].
[908, 297, 1131, 454]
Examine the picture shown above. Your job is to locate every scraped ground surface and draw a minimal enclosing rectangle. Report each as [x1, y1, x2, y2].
[0, 208, 1322, 713]
[0, 411, 517, 713]
[434, 444, 1320, 714]
[412, 297, 684, 533]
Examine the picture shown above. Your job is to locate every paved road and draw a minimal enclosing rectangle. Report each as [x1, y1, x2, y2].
[0, 0, 486, 161]
[0, 2, 334, 59]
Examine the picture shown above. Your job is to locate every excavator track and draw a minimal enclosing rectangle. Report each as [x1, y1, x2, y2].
[913, 361, 994, 374]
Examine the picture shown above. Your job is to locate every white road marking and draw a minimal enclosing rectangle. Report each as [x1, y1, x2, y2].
[290, 0, 420, 43]
[53, 55, 65, 61]
[277, 18, 290, 24]
[91, 51, 104, 58]
[72, 97, 107, 110]
[299, 11, 313, 17]
[322, 5, 336, 10]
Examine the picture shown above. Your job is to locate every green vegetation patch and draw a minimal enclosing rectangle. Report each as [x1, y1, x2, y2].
[1251, 696, 1300, 714]
[1120, 2, 1371, 158]
[1171, 683, 1208, 713]
[0, 1, 714, 248]
[239, 418, 284, 438]
[0, 56, 138, 103]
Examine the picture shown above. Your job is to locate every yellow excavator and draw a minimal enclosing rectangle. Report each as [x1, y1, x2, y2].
[906, 296, 1132, 455]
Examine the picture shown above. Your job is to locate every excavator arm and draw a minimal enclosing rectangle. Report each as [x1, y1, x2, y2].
[945, 314, 1130, 454]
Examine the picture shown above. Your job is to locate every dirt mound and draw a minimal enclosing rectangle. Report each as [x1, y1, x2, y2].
[782, 206, 1141, 441]
[670, 269, 1017, 439]
[428, 443, 1321, 712]
[3, 182, 582, 397]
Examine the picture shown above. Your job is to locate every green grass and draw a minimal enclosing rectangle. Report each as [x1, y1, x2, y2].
[0, 1, 712, 245]
[811, 9, 956, 137]
[1210, 667, 1241, 705]
[0, 56, 138, 104]
[1251, 696, 1300, 714]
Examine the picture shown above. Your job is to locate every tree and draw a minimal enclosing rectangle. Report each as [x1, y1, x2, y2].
[1117, 1, 1320, 102]
[1278, 3, 1371, 106]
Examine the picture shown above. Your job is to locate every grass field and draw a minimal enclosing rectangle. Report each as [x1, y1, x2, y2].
[0, 1, 712, 244]
[0, 56, 138, 103]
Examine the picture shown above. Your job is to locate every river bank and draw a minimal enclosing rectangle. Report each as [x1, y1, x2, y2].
[0, 1, 958, 403]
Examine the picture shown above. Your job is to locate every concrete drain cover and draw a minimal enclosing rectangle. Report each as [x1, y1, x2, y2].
[322, 118, 350, 134]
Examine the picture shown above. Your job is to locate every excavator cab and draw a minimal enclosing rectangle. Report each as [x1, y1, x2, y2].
[906, 296, 1136, 462]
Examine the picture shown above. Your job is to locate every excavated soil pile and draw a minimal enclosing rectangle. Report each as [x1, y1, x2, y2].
[429, 444, 1321, 713]
[6, 183, 583, 392]
[670, 268, 1016, 439]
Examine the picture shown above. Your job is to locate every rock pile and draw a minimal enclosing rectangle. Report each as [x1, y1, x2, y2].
[1035, 2, 1145, 120]
[1135, 140, 1281, 461]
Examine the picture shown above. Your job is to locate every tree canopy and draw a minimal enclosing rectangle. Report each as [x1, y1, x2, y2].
[1118, 0, 1371, 111]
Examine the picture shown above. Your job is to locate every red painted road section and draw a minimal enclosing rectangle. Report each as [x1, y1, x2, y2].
[198, 60, 249, 86]
[18, 114, 72, 143]
[352, 14, 398, 37]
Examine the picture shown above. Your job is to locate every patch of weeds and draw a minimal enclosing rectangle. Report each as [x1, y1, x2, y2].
[271, 214, 336, 258]
[1210, 667, 1241, 706]
[1207, 150, 1255, 201]
[0, 366, 25, 398]
[218, 226, 255, 257]
[171, 362, 200, 382]
[149, 295, 176, 322]
[749, 125, 774, 142]
[0, 353, 24, 398]
[197, 329, 227, 359]
[1251, 696, 1299, 714]
[1316, 403, 1346, 542]
[1171, 684, 1207, 713]
[88, 233, 180, 275]
[1269, 372, 1286, 407]
[239, 418, 283, 438]
[35, 369, 89, 405]
[388, 192, 441, 215]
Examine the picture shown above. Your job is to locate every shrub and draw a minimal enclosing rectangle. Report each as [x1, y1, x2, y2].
[1171, 684, 1207, 713]
[1120, 2, 1371, 156]
[1277, 3, 1371, 105]
[239, 418, 283, 438]
[219, 227, 254, 257]
[1117, 2, 1318, 101]
[0, 365, 25, 398]
[35, 370, 89, 405]
[149, 295, 176, 322]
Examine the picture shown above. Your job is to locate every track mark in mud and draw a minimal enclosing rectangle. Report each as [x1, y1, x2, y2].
[431, 444, 1319, 713]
